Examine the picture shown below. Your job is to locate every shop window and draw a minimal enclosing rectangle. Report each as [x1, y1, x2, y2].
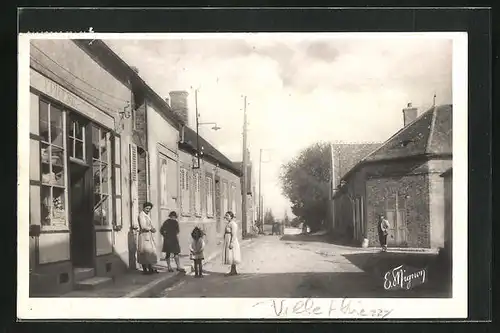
[39, 99, 67, 226]
[92, 126, 112, 226]
[69, 117, 86, 161]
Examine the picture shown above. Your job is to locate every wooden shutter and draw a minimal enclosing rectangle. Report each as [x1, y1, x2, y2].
[130, 143, 139, 227]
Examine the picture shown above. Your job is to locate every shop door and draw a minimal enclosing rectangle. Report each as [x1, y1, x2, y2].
[69, 161, 94, 267]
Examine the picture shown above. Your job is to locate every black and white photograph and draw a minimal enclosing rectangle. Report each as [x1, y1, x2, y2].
[18, 30, 468, 319]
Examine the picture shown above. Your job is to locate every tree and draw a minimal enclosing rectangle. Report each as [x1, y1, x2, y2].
[279, 142, 332, 232]
[290, 217, 301, 228]
[264, 209, 275, 225]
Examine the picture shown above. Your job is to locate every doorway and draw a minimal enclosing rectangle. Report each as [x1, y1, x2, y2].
[69, 160, 94, 267]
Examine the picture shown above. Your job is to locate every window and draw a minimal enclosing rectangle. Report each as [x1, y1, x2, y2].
[206, 174, 214, 217]
[113, 136, 122, 229]
[231, 183, 237, 214]
[194, 172, 201, 216]
[222, 181, 228, 214]
[180, 166, 190, 215]
[92, 126, 112, 226]
[160, 158, 168, 208]
[68, 117, 86, 161]
[39, 100, 68, 226]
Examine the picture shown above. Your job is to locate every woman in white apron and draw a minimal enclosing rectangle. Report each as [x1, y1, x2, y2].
[221, 211, 241, 276]
[135, 202, 158, 274]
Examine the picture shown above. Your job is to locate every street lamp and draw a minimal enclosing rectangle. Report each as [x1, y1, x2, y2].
[192, 88, 221, 169]
[199, 122, 221, 131]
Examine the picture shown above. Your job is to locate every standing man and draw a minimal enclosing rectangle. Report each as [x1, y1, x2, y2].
[378, 214, 390, 252]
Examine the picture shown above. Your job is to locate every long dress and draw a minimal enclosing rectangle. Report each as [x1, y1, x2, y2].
[137, 211, 158, 265]
[222, 220, 241, 265]
[160, 218, 181, 255]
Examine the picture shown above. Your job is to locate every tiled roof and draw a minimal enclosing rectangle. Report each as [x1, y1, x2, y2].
[363, 104, 452, 162]
[181, 127, 242, 176]
[332, 143, 381, 185]
[338, 105, 453, 184]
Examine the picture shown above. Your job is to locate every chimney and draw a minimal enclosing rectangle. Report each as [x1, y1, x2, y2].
[164, 97, 170, 107]
[169, 90, 189, 125]
[130, 66, 140, 74]
[402, 102, 418, 127]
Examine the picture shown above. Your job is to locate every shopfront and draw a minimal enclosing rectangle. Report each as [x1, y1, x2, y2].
[29, 68, 124, 295]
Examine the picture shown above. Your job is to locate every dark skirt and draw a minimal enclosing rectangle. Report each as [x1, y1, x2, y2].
[162, 235, 180, 254]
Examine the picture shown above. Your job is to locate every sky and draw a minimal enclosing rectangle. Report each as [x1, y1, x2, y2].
[105, 34, 453, 219]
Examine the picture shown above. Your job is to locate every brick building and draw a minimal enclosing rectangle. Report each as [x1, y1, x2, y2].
[441, 167, 452, 256]
[329, 142, 381, 236]
[333, 104, 452, 249]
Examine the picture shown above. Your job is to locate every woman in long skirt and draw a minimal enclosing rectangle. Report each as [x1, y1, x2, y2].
[135, 202, 158, 274]
[221, 211, 241, 276]
[160, 211, 185, 273]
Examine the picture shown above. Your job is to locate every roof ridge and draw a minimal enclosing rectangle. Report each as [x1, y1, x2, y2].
[359, 105, 436, 164]
[425, 106, 438, 154]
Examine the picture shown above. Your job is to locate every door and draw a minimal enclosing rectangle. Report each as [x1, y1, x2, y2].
[384, 187, 408, 247]
[69, 161, 93, 267]
[158, 153, 178, 222]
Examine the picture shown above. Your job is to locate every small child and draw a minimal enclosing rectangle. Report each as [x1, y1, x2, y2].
[190, 227, 205, 278]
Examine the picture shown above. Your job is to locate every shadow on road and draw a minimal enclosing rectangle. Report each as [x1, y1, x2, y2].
[159, 269, 450, 298]
[279, 232, 351, 245]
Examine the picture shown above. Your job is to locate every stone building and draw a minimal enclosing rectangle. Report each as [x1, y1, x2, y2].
[333, 103, 452, 249]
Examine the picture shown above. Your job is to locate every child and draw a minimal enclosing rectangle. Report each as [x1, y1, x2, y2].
[189, 227, 205, 278]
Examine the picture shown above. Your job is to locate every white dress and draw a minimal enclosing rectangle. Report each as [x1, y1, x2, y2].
[222, 220, 241, 265]
[137, 211, 158, 265]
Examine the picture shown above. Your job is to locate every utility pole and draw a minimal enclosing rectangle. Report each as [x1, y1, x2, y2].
[194, 89, 200, 169]
[241, 96, 248, 238]
[258, 148, 262, 231]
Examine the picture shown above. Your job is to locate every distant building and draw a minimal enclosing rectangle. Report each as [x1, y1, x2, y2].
[333, 103, 452, 249]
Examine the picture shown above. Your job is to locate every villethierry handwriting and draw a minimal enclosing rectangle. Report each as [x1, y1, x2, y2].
[252, 298, 393, 318]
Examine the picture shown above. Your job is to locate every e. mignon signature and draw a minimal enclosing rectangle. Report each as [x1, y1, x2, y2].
[384, 265, 427, 290]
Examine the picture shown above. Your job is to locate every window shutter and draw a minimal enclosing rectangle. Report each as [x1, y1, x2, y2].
[130, 143, 139, 225]
[107, 132, 113, 226]
[145, 151, 150, 202]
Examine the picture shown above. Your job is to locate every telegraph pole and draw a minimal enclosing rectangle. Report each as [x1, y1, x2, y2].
[258, 149, 263, 233]
[241, 96, 248, 238]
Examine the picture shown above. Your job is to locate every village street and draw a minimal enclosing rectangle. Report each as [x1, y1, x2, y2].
[156, 228, 447, 298]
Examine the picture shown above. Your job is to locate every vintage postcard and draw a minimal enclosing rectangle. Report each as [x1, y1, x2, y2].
[18, 31, 467, 319]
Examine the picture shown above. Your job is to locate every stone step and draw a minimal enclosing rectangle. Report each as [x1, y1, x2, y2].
[75, 276, 113, 291]
[73, 267, 95, 282]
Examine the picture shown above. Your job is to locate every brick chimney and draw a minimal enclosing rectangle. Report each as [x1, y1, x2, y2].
[403, 102, 418, 127]
[169, 91, 189, 125]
